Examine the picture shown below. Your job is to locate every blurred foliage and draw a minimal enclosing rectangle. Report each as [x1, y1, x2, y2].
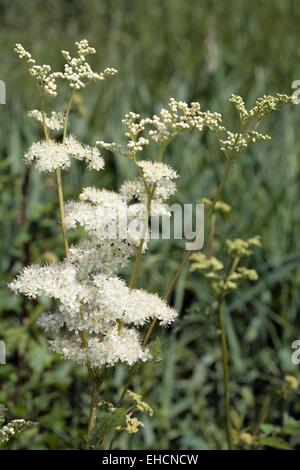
[0, 0, 300, 449]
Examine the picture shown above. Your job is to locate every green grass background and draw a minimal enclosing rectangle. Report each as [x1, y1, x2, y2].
[0, 0, 300, 449]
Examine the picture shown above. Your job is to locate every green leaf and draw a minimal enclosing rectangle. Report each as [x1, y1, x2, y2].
[259, 423, 280, 436]
[88, 408, 127, 446]
[282, 414, 300, 436]
[257, 436, 292, 450]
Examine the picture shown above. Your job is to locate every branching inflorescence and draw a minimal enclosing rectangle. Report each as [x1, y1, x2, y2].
[10, 38, 292, 449]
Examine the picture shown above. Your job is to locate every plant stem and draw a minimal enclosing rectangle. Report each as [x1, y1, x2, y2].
[39, 91, 70, 256]
[218, 297, 232, 450]
[40, 92, 50, 142]
[86, 368, 107, 448]
[157, 141, 168, 162]
[129, 238, 144, 288]
[62, 92, 74, 144]
[54, 93, 74, 256]
[87, 376, 101, 437]
[55, 168, 69, 256]
[216, 256, 239, 449]
[129, 180, 154, 289]
[208, 214, 216, 258]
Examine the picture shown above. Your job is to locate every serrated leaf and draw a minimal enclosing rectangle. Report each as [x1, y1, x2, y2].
[88, 408, 127, 446]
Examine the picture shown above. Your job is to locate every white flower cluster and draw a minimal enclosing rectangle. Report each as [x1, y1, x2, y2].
[62, 39, 117, 90]
[10, 156, 179, 366]
[0, 419, 36, 447]
[219, 130, 271, 155]
[229, 93, 292, 124]
[24, 135, 104, 172]
[15, 39, 117, 95]
[28, 110, 65, 131]
[120, 161, 178, 219]
[122, 112, 152, 155]
[138, 160, 178, 186]
[15, 44, 59, 96]
[148, 98, 225, 144]
[98, 100, 224, 158]
[65, 185, 153, 250]
[96, 140, 124, 155]
[97, 113, 152, 157]
[9, 259, 177, 367]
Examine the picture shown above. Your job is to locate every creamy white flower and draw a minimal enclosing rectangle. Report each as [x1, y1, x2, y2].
[121, 177, 177, 203]
[9, 263, 88, 311]
[10, 258, 177, 366]
[61, 39, 117, 90]
[68, 239, 134, 277]
[148, 98, 225, 144]
[138, 161, 178, 186]
[65, 200, 125, 238]
[66, 188, 148, 247]
[49, 326, 150, 367]
[25, 136, 104, 173]
[120, 178, 145, 202]
[25, 140, 71, 172]
[79, 187, 125, 206]
[88, 327, 151, 366]
[37, 312, 65, 333]
[28, 110, 65, 131]
[124, 289, 177, 326]
[65, 135, 105, 171]
[15, 44, 59, 96]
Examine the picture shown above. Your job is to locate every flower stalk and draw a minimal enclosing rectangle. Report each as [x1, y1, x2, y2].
[218, 296, 232, 449]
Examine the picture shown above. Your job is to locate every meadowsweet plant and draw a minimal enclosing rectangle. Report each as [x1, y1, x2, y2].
[10, 38, 292, 449]
[0, 404, 36, 448]
[14, 40, 116, 254]
[191, 233, 262, 449]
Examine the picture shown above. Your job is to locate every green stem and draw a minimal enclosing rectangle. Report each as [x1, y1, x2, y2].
[129, 177, 154, 289]
[39, 91, 70, 256]
[87, 376, 101, 438]
[40, 92, 50, 142]
[218, 297, 232, 450]
[62, 92, 74, 144]
[129, 238, 144, 288]
[208, 214, 216, 258]
[55, 168, 69, 256]
[157, 141, 168, 162]
[53, 93, 74, 256]
[215, 256, 239, 449]
[118, 365, 139, 408]
[86, 368, 107, 447]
